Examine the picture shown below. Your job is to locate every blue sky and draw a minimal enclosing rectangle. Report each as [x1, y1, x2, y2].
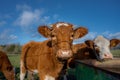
[0, 0, 120, 45]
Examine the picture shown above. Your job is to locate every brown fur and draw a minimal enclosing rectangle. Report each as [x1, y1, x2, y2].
[72, 40, 99, 59]
[20, 22, 88, 80]
[0, 51, 15, 80]
[21, 41, 64, 78]
[67, 40, 100, 68]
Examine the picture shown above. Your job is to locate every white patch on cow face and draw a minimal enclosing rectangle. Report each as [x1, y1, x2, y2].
[56, 23, 69, 28]
[45, 75, 55, 80]
[94, 36, 112, 59]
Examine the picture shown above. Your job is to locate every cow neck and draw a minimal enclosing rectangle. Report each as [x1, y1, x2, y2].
[49, 46, 65, 76]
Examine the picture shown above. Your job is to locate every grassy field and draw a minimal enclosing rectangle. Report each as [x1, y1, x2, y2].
[111, 49, 120, 57]
[7, 54, 20, 67]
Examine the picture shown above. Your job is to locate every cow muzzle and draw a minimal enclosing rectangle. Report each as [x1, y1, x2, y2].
[56, 49, 73, 60]
[103, 53, 113, 60]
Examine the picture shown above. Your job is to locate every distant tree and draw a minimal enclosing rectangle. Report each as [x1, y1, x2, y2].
[1, 44, 21, 54]
[0, 46, 3, 51]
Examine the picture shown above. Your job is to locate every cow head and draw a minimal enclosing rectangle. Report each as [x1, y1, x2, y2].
[0, 51, 15, 80]
[85, 36, 113, 61]
[38, 22, 88, 60]
[93, 36, 113, 60]
[2, 65, 15, 80]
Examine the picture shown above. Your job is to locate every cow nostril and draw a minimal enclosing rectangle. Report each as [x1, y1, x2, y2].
[104, 54, 107, 56]
[103, 53, 113, 59]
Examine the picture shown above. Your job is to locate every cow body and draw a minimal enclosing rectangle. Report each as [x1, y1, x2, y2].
[20, 22, 88, 80]
[72, 42, 98, 60]
[0, 51, 15, 80]
[21, 41, 64, 79]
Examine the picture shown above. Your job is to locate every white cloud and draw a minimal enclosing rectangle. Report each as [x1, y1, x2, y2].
[73, 31, 120, 44]
[16, 4, 31, 11]
[0, 30, 18, 44]
[102, 31, 120, 39]
[14, 4, 65, 28]
[74, 32, 97, 44]
[14, 9, 43, 27]
[13, 4, 52, 39]
[0, 21, 6, 26]
[9, 35, 18, 40]
[41, 16, 50, 24]
[53, 14, 59, 20]
[102, 31, 110, 36]
[14, 4, 51, 28]
[108, 32, 120, 39]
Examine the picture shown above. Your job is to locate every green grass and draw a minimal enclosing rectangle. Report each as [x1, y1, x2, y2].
[111, 49, 120, 57]
[7, 54, 20, 67]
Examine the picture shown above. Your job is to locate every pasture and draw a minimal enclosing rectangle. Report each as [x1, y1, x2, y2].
[111, 50, 120, 57]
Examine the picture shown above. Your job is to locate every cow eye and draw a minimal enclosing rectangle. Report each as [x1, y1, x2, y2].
[70, 34, 74, 39]
[71, 34, 74, 37]
[51, 34, 56, 40]
[51, 34, 55, 37]
[94, 44, 97, 47]
[94, 44, 99, 49]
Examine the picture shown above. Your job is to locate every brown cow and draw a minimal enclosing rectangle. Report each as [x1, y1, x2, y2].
[20, 22, 88, 80]
[110, 39, 120, 48]
[68, 36, 113, 68]
[0, 51, 15, 80]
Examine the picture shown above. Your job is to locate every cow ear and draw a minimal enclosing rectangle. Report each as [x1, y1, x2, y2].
[85, 40, 94, 48]
[73, 27, 88, 39]
[38, 26, 51, 38]
[85, 40, 91, 47]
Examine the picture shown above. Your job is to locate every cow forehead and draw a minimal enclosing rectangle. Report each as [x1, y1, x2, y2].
[94, 36, 110, 47]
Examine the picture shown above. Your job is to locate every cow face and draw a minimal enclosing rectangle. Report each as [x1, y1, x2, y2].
[94, 36, 113, 60]
[38, 22, 88, 60]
